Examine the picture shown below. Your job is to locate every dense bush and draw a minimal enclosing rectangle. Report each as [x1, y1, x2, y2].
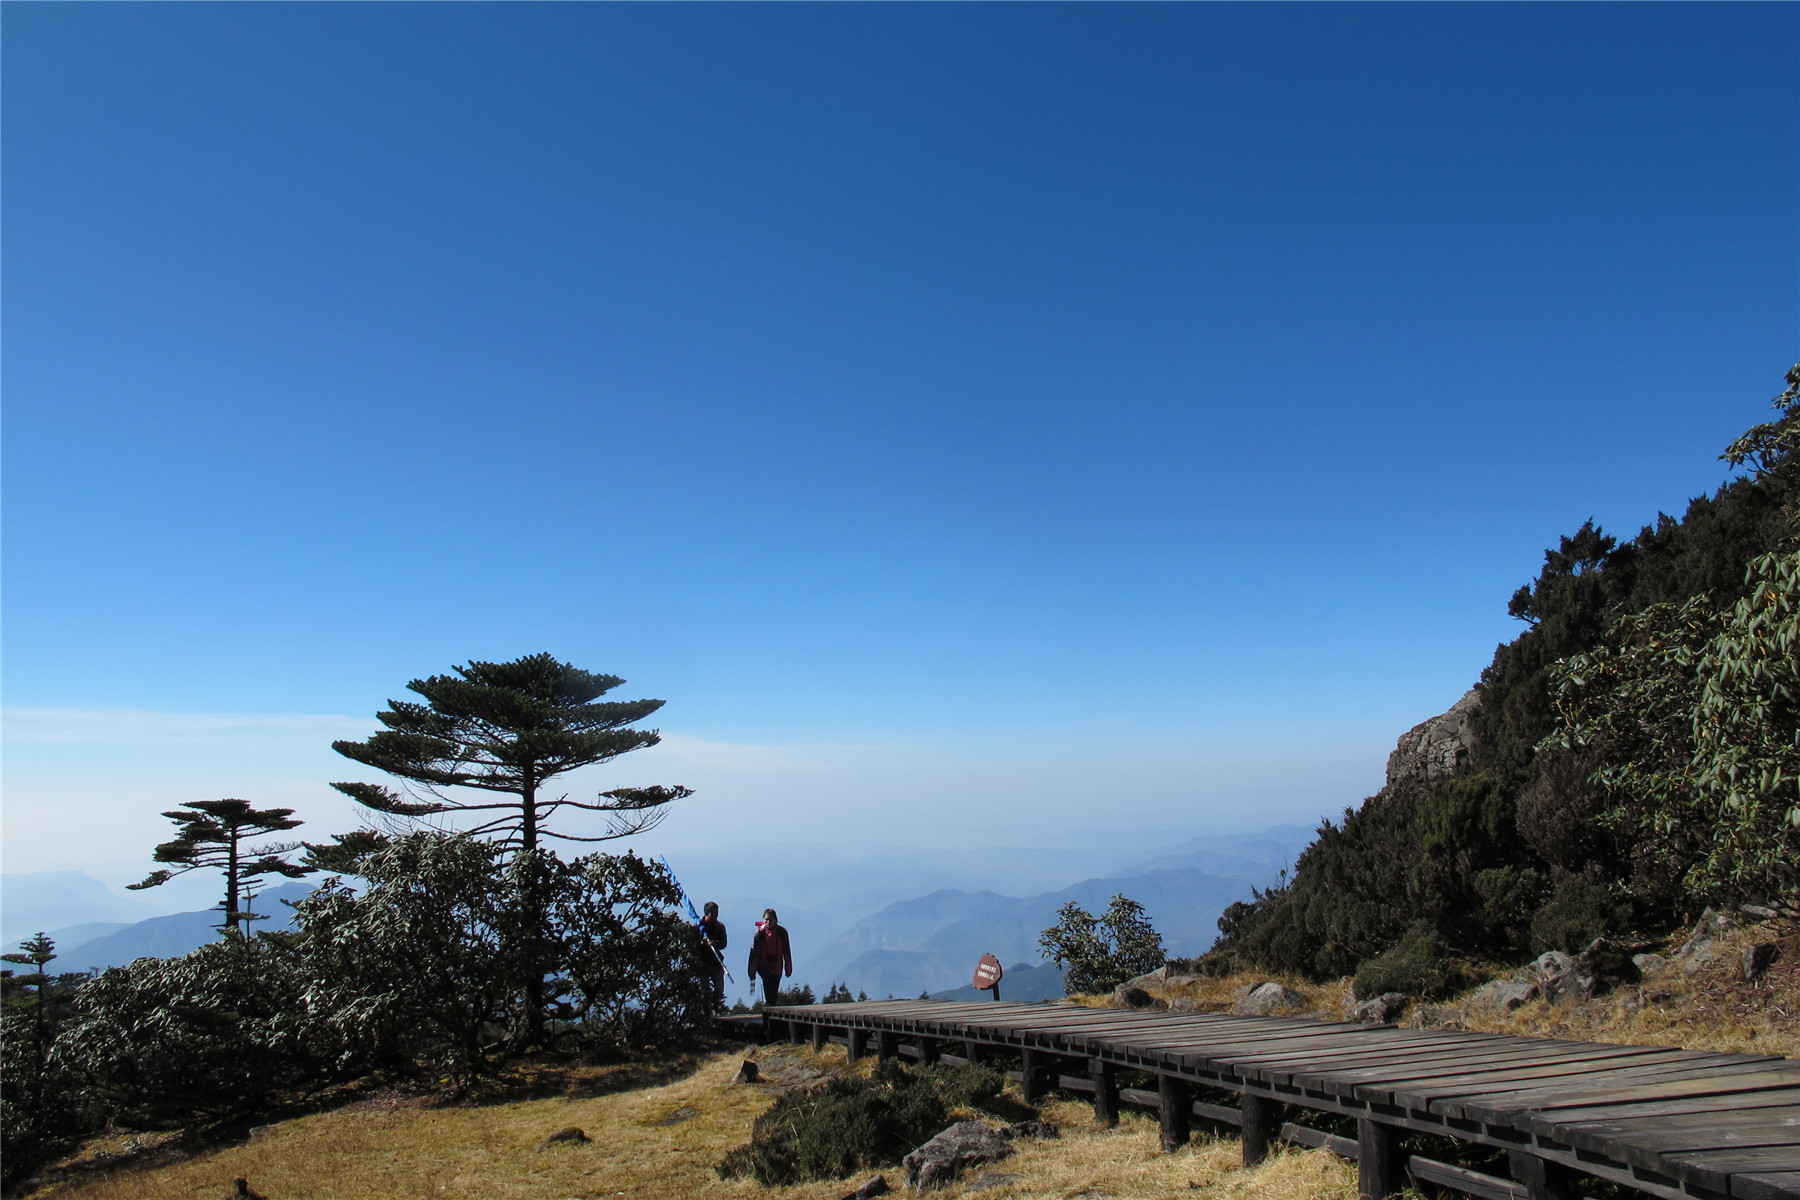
[1529, 872, 1631, 955]
[293, 834, 714, 1084]
[1209, 367, 1800, 983]
[716, 1059, 1004, 1185]
[57, 935, 321, 1125]
[1351, 923, 1470, 1001]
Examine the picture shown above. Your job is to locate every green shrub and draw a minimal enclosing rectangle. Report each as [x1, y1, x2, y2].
[1352, 923, 1469, 1000]
[1529, 873, 1630, 954]
[716, 1059, 1003, 1185]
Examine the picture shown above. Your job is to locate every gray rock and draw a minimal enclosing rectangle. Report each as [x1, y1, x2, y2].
[732, 1059, 760, 1083]
[1408, 1004, 1466, 1030]
[536, 1126, 590, 1151]
[1739, 903, 1779, 921]
[1230, 981, 1266, 1002]
[1113, 986, 1156, 1009]
[1742, 942, 1782, 984]
[1386, 689, 1480, 788]
[902, 1122, 1014, 1191]
[1467, 979, 1539, 1013]
[837, 1176, 891, 1200]
[1530, 951, 1598, 1002]
[1166, 998, 1202, 1014]
[1345, 992, 1409, 1024]
[1117, 966, 1168, 991]
[1631, 953, 1669, 978]
[1232, 982, 1308, 1016]
[1677, 906, 1737, 960]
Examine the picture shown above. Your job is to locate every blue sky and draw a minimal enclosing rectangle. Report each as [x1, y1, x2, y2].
[4, 4, 1796, 894]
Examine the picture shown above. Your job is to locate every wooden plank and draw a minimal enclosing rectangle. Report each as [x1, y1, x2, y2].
[1418, 1069, 1800, 1122]
[1408, 1156, 1527, 1200]
[1282, 1121, 1359, 1158]
[1239, 1042, 1681, 1087]
[1661, 1148, 1800, 1197]
[1521, 1090, 1800, 1130]
[1308, 1051, 1699, 1102]
[1327, 1049, 1708, 1103]
[1729, 1171, 1800, 1200]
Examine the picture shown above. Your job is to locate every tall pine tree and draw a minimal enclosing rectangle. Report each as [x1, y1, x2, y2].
[330, 652, 692, 1043]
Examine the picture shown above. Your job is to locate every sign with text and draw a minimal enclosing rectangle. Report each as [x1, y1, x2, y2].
[973, 953, 1003, 999]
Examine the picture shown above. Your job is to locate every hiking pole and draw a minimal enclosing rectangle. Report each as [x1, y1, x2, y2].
[660, 856, 734, 982]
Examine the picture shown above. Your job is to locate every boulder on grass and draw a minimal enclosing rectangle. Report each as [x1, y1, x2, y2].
[1113, 985, 1156, 1009]
[1345, 992, 1409, 1024]
[1743, 942, 1782, 984]
[837, 1176, 890, 1200]
[902, 1122, 1014, 1191]
[1232, 982, 1307, 1016]
[1467, 979, 1538, 1014]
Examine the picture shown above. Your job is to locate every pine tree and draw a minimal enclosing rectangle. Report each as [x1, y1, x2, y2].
[331, 653, 690, 851]
[331, 653, 692, 1043]
[127, 799, 314, 932]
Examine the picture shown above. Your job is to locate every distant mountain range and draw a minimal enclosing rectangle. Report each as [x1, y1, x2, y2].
[5, 881, 316, 974]
[810, 865, 1255, 1000]
[929, 960, 1064, 1003]
[5, 825, 1309, 993]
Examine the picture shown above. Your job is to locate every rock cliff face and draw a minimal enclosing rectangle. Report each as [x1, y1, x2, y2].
[1385, 689, 1480, 788]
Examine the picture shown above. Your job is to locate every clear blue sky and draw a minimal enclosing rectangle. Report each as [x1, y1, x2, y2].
[4, 4, 1796, 888]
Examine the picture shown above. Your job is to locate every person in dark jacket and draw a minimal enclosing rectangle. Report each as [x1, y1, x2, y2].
[699, 901, 728, 1011]
[748, 908, 792, 1007]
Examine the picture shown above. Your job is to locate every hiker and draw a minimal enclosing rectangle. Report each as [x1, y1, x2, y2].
[699, 901, 728, 1010]
[749, 907, 792, 1006]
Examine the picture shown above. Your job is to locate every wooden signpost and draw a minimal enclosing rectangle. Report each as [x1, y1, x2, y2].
[973, 952, 1003, 1000]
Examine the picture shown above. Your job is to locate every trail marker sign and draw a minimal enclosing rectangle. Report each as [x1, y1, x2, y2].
[973, 953, 1003, 1000]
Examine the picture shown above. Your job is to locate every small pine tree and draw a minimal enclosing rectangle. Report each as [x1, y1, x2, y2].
[128, 799, 315, 932]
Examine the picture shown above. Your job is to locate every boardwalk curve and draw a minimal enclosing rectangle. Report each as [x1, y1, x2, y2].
[762, 999, 1800, 1200]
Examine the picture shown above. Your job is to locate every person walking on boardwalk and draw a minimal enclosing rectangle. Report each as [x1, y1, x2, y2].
[749, 908, 792, 1007]
[698, 901, 728, 1011]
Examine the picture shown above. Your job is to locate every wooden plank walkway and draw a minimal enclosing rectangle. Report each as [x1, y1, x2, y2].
[761, 1000, 1800, 1200]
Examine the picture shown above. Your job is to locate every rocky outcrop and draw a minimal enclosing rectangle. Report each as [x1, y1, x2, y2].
[1345, 992, 1409, 1024]
[1232, 982, 1308, 1016]
[902, 1122, 1014, 1191]
[1386, 689, 1480, 788]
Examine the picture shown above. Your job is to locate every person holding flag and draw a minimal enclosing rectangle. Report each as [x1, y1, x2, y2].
[698, 901, 728, 1011]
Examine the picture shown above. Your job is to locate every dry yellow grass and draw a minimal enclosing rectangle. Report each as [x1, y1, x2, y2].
[27, 1044, 1360, 1200]
[30, 917, 1792, 1199]
[1109, 914, 1799, 1059]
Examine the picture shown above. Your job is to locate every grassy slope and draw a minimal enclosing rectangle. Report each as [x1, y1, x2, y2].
[28, 1044, 1359, 1200]
[26, 919, 1790, 1199]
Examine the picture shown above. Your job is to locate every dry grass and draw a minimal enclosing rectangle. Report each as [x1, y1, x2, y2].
[1117, 914, 1800, 1059]
[27, 919, 1792, 1199]
[24, 1044, 1360, 1200]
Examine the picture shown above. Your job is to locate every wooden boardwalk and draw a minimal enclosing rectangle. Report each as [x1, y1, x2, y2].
[761, 1000, 1800, 1200]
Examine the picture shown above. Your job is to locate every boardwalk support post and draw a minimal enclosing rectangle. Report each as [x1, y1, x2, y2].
[1357, 1118, 1404, 1200]
[847, 1028, 868, 1063]
[877, 1030, 898, 1062]
[1090, 1056, 1119, 1127]
[920, 1036, 940, 1065]
[1020, 1048, 1048, 1103]
[1158, 1075, 1191, 1152]
[811, 1023, 828, 1052]
[963, 1039, 984, 1064]
[1242, 1092, 1276, 1166]
[1509, 1151, 1576, 1200]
